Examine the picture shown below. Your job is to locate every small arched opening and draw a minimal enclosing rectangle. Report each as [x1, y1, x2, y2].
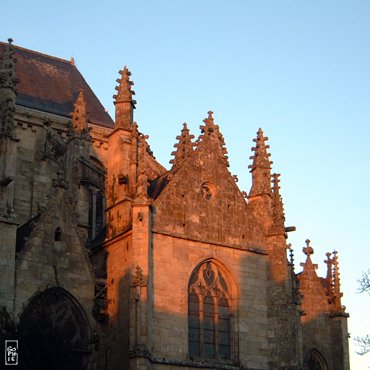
[303, 348, 328, 370]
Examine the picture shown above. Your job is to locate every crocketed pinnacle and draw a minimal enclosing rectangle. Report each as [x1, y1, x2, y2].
[325, 252, 333, 297]
[198, 111, 229, 167]
[113, 66, 136, 105]
[332, 251, 344, 311]
[113, 66, 136, 129]
[135, 133, 150, 204]
[0, 38, 18, 139]
[0, 38, 18, 90]
[170, 123, 195, 171]
[248, 128, 273, 197]
[324, 250, 344, 312]
[71, 89, 88, 132]
[271, 173, 285, 227]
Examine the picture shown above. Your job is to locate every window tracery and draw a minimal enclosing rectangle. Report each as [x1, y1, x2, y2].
[188, 261, 232, 360]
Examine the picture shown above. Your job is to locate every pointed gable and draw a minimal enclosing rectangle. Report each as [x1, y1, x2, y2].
[152, 113, 264, 249]
[15, 186, 95, 309]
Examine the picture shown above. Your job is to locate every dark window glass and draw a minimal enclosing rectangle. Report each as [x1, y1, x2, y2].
[188, 262, 232, 361]
[188, 292, 200, 357]
[88, 190, 94, 241]
[95, 191, 104, 234]
[88, 187, 105, 241]
[203, 293, 215, 358]
[218, 297, 230, 359]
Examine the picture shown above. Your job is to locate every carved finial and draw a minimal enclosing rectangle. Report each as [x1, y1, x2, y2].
[113, 66, 136, 129]
[71, 89, 88, 133]
[133, 265, 145, 286]
[198, 111, 229, 167]
[170, 122, 195, 171]
[248, 128, 273, 197]
[303, 239, 314, 257]
[300, 239, 318, 274]
[70, 57, 75, 66]
[201, 111, 216, 134]
[114, 66, 136, 103]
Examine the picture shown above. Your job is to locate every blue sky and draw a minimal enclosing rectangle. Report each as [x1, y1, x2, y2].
[2, 1, 370, 368]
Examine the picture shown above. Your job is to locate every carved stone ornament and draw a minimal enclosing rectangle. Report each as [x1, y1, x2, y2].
[43, 129, 66, 161]
[200, 181, 217, 200]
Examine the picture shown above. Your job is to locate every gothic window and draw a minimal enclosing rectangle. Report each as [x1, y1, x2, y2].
[188, 261, 232, 361]
[88, 186, 104, 241]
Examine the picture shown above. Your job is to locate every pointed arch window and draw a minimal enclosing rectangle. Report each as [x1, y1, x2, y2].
[188, 261, 232, 360]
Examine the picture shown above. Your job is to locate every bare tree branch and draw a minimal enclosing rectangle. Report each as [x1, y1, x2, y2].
[354, 335, 370, 356]
[358, 269, 370, 295]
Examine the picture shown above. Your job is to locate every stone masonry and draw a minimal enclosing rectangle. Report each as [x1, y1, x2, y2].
[0, 39, 350, 370]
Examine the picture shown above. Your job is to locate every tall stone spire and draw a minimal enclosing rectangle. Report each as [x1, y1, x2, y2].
[197, 111, 229, 166]
[170, 122, 195, 171]
[248, 128, 272, 197]
[71, 89, 88, 133]
[113, 66, 136, 129]
[0, 38, 18, 139]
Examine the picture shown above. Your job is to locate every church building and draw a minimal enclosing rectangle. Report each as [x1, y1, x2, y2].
[0, 39, 350, 370]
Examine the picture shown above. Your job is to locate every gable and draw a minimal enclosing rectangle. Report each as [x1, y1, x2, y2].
[152, 142, 264, 249]
[15, 187, 95, 304]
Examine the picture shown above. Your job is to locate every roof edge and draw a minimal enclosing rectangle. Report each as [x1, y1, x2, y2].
[0, 41, 74, 66]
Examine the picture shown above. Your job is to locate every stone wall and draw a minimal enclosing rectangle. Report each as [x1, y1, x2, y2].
[151, 232, 269, 370]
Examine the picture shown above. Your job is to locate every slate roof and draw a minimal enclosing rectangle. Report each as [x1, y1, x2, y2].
[148, 171, 171, 199]
[0, 41, 114, 128]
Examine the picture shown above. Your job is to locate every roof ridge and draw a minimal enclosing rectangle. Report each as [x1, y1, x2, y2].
[0, 41, 74, 65]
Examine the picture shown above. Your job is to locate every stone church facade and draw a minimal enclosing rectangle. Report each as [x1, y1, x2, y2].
[0, 39, 349, 370]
